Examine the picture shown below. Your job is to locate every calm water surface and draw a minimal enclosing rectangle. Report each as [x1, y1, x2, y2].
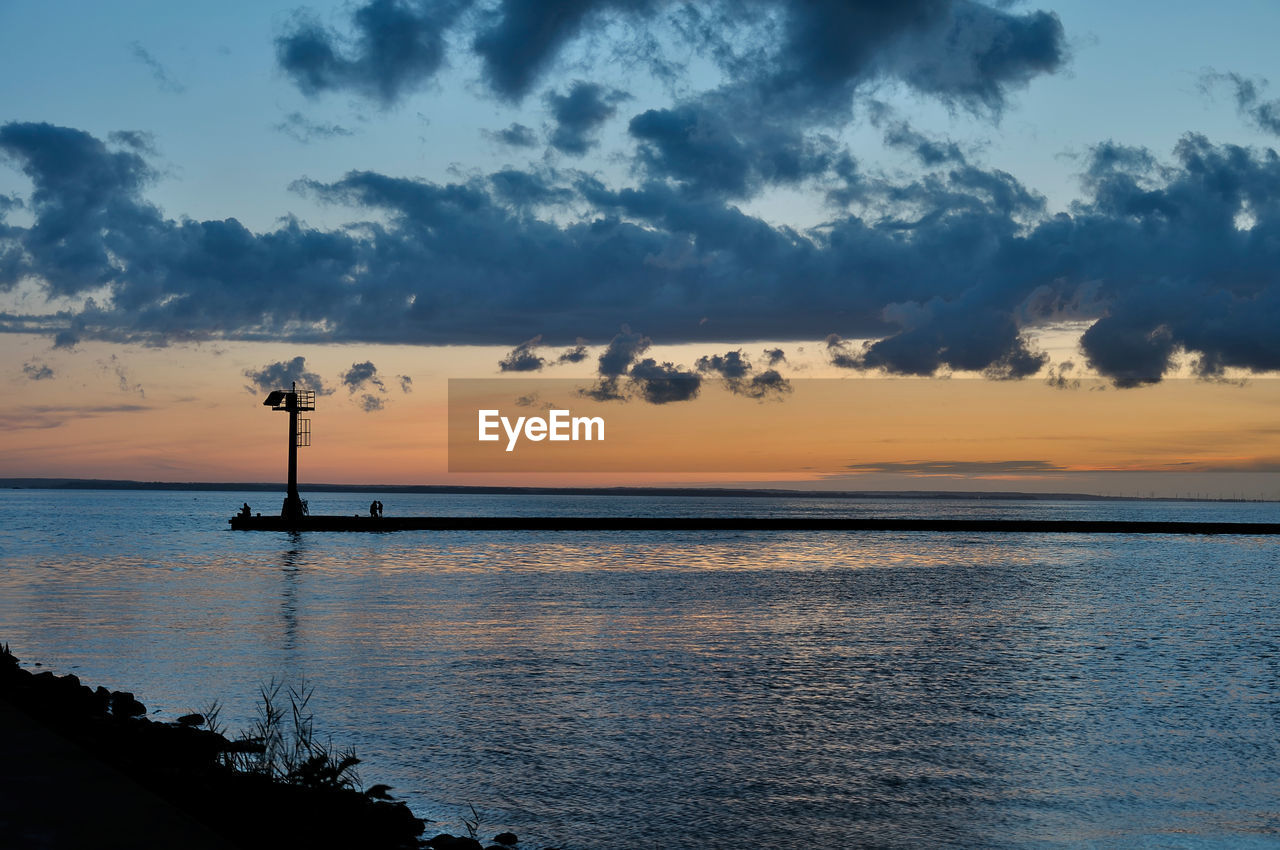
[1, 491, 1278, 848]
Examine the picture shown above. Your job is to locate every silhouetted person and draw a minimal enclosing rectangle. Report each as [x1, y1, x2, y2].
[377, 500, 383, 517]
[239, 503, 252, 518]
[370, 500, 378, 518]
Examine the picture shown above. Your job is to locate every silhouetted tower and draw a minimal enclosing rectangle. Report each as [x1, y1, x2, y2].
[262, 382, 314, 520]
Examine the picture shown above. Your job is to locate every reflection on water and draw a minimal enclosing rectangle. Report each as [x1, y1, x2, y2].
[1, 491, 1278, 847]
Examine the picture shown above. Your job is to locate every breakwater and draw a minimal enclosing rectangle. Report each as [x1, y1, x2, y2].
[230, 515, 1280, 534]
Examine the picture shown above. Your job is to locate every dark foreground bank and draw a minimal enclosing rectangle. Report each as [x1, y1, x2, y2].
[0, 646, 531, 850]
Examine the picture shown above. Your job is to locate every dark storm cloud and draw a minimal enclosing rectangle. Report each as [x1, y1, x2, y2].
[546, 81, 630, 155]
[243, 356, 332, 395]
[629, 102, 840, 197]
[277, 1, 1064, 116]
[275, 112, 357, 143]
[341, 360, 386, 393]
[276, 0, 470, 105]
[881, 1, 1065, 114]
[8, 121, 1280, 387]
[1068, 134, 1280, 385]
[472, 0, 655, 101]
[498, 335, 546, 371]
[0, 122, 157, 297]
[0, 122, 363, 338]
[270, 0, 1067, 224]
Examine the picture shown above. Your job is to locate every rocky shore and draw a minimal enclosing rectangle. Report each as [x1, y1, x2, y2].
[0, 645, 529, 850]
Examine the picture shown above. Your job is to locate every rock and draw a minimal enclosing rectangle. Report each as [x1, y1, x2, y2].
[176, 713, 205, 727]
[493, 832, 518, 846]
[365, 783, 394, 800]
[109, 690, 147, 718]
[427, 835, 484, 850]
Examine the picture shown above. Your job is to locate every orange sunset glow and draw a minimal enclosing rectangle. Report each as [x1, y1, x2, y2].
[5, 336, 1278, 498]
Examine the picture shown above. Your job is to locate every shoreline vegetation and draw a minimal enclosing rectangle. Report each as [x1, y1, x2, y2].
[2, 478, 1269, 502]
[0, 645, 530, 850]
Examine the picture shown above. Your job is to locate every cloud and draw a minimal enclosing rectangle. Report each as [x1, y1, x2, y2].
[489, 169, 573, 209]
[1045, 360, 1080, 390]
[696, 349, 750, 380]
[22, 360, 54, 380]
[275, 0, 467, 105]
[825, 335, 861, 369]
[629, 101, 840, 198]
[832, 301, 1048, 379]
[486, 122, 538, 147]
[340, 360, 386, 393]
[546, 81, 630, 155]
[100, 354, 144, 397]
[883, 122, 966, 166]
[557, 339, 589, 363]
[129, 42, 186, 94]
[398, 374, 413, 392]
[514, 392, 553, 410]
[740, 369, 791, 398]
[52, 329, 80, 350]
[0, 403, 150, 431]
[107, 130, 158, 156]
[7, 122, 1280, 387]
[695, 349, 792, 398]
[762, 347, 786, 366]
[578, 325, 699, 402]
[1202, 70, 1280, 137]
[596, 325, 650, 377]
[845, 460, 1066, 475]
[358, 393, 385, 412]
[627, 357, 700, 403]
[471, 0, 641, 101]
[579, 376, 627, 402]
[0, 122, 158, 297]
[275, 112, 357, 143]
[880, 2, 1065, 114]
[276, 1, 1065, 117]
[498, 335, 546, 371]
[243, 356, 332, 395]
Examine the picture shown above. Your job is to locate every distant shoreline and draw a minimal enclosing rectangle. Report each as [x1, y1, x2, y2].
[1, 478, 1271, 502]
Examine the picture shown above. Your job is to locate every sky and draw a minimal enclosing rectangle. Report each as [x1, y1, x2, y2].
[2, 0, 1280, 497]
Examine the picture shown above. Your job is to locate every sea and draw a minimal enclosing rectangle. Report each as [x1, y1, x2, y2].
[1, 489, 1277, 849]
